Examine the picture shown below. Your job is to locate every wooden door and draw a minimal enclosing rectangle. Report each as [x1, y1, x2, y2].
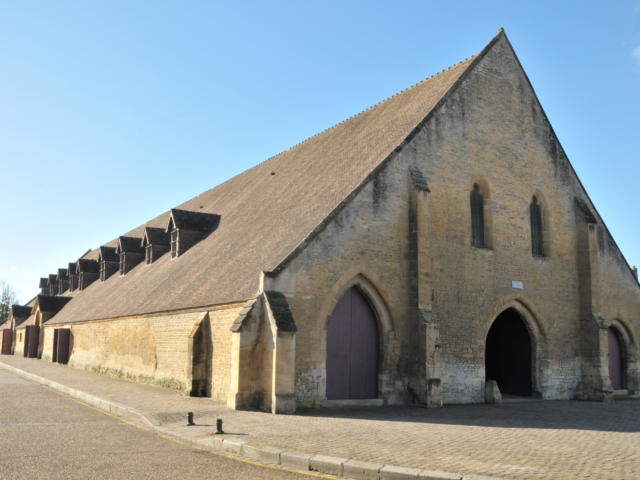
[27, 325, 39, 358]
[1, 329, 12, 355]
[608, 328, 625, 390]
[57, 329, 71, 364]
[326, 287, 379, 400]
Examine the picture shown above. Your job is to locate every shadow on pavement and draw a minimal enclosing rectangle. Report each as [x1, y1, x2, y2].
[293, 399, 640, 433]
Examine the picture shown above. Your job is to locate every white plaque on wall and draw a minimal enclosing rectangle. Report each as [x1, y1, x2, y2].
[511, 280, 524, 289]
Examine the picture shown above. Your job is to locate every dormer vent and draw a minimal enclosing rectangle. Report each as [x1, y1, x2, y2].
[76, 259, 99, 290]
[116, 236, 144, 275]
[47, 274, 58, 297]
[10, 305, 32, 326]
[165, 208, 220, 258]
[57, 268, 69, 294]
[142, 227, 170, 264]
[68, 263, 78, 291]
[39, 278, 48, 296]
[35, 295, 72, 317]
[98, 246, 119, 281]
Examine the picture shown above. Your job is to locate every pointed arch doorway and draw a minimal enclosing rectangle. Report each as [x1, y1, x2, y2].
[485, 308, 533, 397]
[608, 327, 626, 390]
[326, 286, 379, 400]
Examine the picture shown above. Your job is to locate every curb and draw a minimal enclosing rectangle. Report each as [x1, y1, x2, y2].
[0, 360, 507, 480]
[0, 360, 153, 428]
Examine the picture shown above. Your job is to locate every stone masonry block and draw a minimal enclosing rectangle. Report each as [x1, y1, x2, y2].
[381, 465, 421, 480]
[222, 437, 247, 456]
[343, 459, 384, 480]
[419, 469, 462, 480]
[280, 451, 312, 471]
[212, 436, 224, 451]
[259, 446, 286, 465]
[309, 454, 346, 476]
[240, 443, 261, 462]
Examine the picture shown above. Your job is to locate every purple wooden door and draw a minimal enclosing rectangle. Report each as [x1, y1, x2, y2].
[1, 329, 12, 355]
[608, 328, 625, 390]
[27, 325, 39, 358]
[57, 329, 71, 365]
[326, 287, 379, 400]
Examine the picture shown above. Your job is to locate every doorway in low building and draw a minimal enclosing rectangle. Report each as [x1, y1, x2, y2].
[326, 286, 379, 400]
[190, 317, 212, 397]
[608, 327, 625, 390]
[485, 308, 533, 397]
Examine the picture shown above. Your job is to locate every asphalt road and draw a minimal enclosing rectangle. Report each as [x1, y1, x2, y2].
[0, 369, 314, 480]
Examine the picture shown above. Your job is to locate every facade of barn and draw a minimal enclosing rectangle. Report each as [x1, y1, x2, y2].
[3, 30, 639, 413]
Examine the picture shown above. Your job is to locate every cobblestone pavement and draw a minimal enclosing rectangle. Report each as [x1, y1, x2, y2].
[2, 356, 640, 480]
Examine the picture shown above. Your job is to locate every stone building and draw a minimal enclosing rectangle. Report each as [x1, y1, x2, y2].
[3, 30, 639, 413]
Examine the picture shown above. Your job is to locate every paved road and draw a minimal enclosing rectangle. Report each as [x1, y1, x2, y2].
[0, 369, 313, 480]
[3, 356, 640, 480]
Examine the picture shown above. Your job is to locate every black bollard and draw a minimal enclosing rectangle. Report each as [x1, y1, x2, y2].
[216, 417, 224, 434]
[186, 412, 195, 426]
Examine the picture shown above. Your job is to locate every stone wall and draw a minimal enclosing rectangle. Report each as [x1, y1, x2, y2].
[209, 304, 246, 402]
[578, 222, 640, 397]
[14, 328, 26, 356]
[264, 34, 640, 406]
[40, 303, 245, 399]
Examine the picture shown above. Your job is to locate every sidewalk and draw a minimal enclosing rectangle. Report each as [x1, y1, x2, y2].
[2, 355, 639, 480]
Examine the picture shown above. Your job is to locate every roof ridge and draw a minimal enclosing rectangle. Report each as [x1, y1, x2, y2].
[52, 55, 479, 289]
[258, 56, 477, 164]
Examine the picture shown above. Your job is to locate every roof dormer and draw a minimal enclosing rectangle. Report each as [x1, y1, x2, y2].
[47, 274, 58, 296]
[76, 259, 99, 290]
[68, 262, 78, 291]
[165, 208, 220, 258]
[115, 236, 145, 275]
[39, 278, 48, 296]
[98, 246, 119, 281]
[10, 305, 32, 329]
[33, 295, 72, 323]
[57, 268, 69, 294]
[142, 227, 170, 264]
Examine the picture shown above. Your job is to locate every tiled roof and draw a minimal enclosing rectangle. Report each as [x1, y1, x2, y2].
[17, 314, 34, 328]
[48, 39, 481, 324]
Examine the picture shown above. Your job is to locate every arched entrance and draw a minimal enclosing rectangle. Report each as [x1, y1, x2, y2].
[608, 327, 626, 390]
[190, 317, 212, 397]
[326, 286, 379, 400]
[485, 308, 533, 397]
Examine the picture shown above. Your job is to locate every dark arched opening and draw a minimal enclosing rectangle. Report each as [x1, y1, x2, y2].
[326, 286, 379, 400]
[191, 317, 212, 397]
[608, 327, 626, 390]
[485, 308, 533, 397]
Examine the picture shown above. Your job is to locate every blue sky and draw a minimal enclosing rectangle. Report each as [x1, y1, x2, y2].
[1, 1, 638, 303]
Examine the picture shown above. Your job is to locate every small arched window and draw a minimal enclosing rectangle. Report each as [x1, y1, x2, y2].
[470, 184, 486, 248]
[530, 196, 544, 257]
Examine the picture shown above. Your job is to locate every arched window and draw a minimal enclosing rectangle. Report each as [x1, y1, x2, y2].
[530, 196, 544, 257]
[470, 184, 486, 248]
